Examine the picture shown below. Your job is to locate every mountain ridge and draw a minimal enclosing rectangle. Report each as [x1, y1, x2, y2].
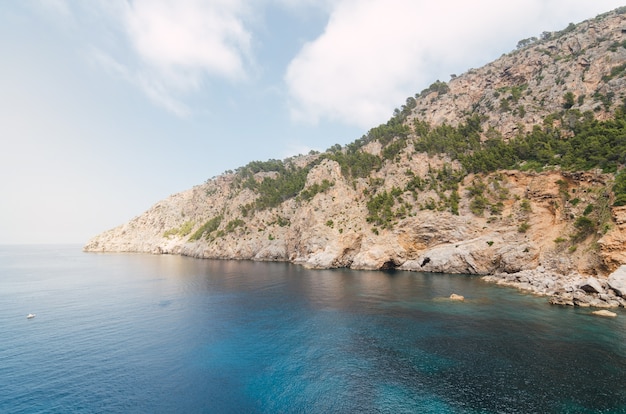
[85, 7, 626, 308]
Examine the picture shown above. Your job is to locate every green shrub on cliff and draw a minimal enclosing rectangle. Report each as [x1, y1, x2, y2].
[237, 162, 312, 212]
[366, 188, 404, 229]
[414, 114, 482, 158]
[237, 159, 286, 177]
[572, 216, 596, 241]
[225, 219, 245, 233]
[299, 179, 334, 201]
[409, 104, 626, 177]
[189, 215, 223, 241]
[366, 190, 395, 228]
[251, 167, 308, 210]
[417, 80, 449, 98]
[163, 220, 194, 238]
[326, 150, 381, 179]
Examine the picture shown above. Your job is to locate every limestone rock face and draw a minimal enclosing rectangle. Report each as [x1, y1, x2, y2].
[599, 206, 626, 272]
[409, 11, 626, 140]
[85, 167, 620, 280]
[84, 9, 626, 307]
[608, 266, 626, 297]
[580, 277, 605, 294]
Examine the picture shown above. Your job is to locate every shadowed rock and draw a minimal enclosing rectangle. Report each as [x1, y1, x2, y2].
[580, 277, 604, 294]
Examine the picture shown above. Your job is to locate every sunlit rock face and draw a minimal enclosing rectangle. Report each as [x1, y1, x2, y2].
[85, 9, 626, 307]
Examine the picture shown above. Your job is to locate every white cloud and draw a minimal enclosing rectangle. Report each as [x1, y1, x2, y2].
[80, 0, 255, 116]
[118, 0, 252, 115]
[285, 0, 626, 129]
[122, 0, 252, 83]
[33, 0, 626, 122]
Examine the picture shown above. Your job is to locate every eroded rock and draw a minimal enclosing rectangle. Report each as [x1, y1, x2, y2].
[580, 277, 604, 294]
[608, 266, 626, 297]
[82, 10, 626, 310]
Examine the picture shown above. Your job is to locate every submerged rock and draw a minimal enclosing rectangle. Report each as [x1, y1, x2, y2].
[591, 310, 617, 317]
[449, 293, 465, 301]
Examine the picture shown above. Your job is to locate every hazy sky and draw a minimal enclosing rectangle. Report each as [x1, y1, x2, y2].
[1, 0, 624, 244]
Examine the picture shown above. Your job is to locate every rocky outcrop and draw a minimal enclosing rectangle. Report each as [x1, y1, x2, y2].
[608, 265, 626, 297]
[484, 268, 626, 308]
[85, 161, 626, 308]
[580, 277, 604, 294]
[85, 9, 626, 309]
[410, 10, 626, 139]
[599, 207, 626, 272]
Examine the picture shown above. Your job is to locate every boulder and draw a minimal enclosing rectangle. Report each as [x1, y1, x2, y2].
[579, 277, 604, 294]
[589, 298, 612, 308]
[403, 238, 497, 275]
[549, 293, 574, 306]
[608, 266, 626, 297]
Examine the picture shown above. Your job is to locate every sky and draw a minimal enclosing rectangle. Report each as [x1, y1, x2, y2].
[1, 0, 625, 244]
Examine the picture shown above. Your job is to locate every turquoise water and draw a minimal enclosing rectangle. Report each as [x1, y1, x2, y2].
[1, 245, 625, 413]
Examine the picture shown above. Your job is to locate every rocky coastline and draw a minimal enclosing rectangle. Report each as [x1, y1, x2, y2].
[85, 10, 626, 313]
[483, 265, 626, 309]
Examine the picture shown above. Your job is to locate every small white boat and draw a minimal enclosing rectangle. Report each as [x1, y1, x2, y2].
[27, 313, 36, 319]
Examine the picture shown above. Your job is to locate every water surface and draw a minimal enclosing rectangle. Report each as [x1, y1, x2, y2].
[1, 245, 625, 413]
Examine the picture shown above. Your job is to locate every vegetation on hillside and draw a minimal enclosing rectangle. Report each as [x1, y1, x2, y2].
[210, 102, 626, 238]
[189, 215, 223, 241]
[189, 13, 626, 243]
[164, 220, 194, 238]
[232, 159, 314, 215]
[457, 107, 626, 175]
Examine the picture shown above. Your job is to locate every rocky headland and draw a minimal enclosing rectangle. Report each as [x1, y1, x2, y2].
[85, 8, 626, 309]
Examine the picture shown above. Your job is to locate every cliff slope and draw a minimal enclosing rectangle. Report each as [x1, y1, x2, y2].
[85, 8, 626, 307]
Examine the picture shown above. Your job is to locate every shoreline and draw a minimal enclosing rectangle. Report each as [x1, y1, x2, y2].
[482, 268, 626, 309]
[84, 245, 626, 310]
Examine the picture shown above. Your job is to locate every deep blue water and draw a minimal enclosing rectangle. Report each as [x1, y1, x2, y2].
[1, 245, 625, 413]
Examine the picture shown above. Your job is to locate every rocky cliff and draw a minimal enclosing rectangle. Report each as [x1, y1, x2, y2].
[85, 8, 626, 308]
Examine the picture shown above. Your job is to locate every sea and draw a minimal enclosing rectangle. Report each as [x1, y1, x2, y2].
[1, 244, 625, 413]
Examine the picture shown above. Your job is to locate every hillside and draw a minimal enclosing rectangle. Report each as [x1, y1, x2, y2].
[85, 8, 626, 308]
